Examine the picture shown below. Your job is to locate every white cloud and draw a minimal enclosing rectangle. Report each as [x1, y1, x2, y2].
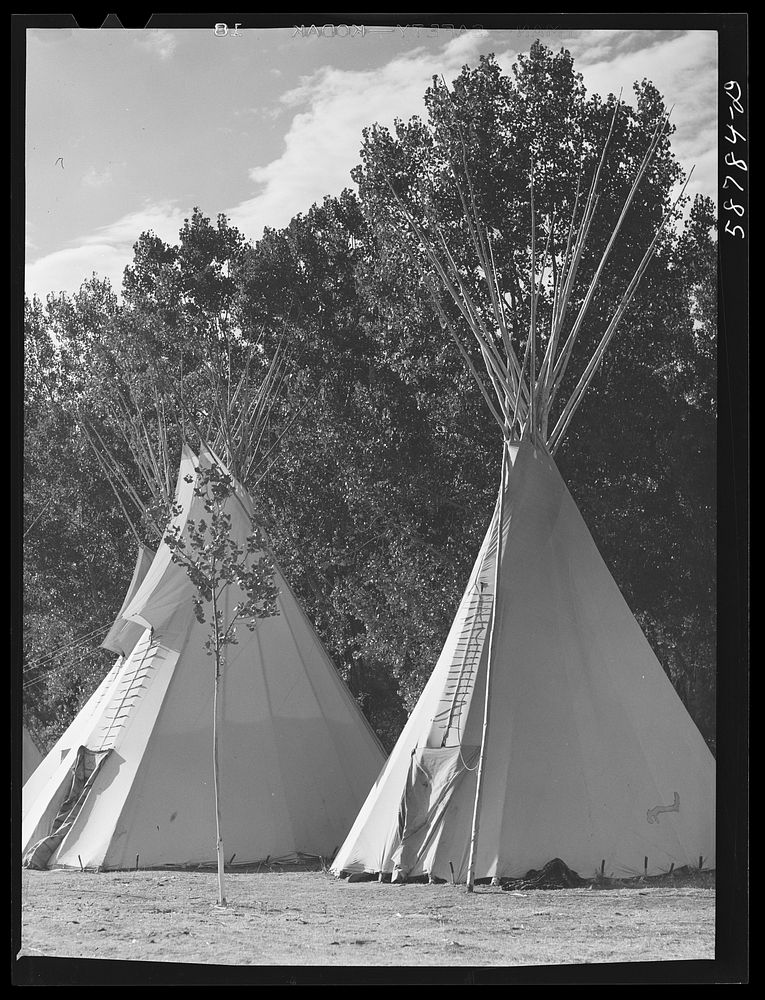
[25, 244, 132, 300]
[80, 201, 187, 247]
[25, 201, 187, 300]
[226, 31, 492, 239]
[137, 29, 177, 61]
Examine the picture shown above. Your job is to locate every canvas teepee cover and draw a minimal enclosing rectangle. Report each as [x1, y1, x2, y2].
[332, 441, 715, 881]
[23, 444, 385, 870]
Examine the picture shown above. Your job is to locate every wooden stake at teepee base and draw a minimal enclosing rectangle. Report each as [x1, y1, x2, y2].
[466, 438, 510, 892]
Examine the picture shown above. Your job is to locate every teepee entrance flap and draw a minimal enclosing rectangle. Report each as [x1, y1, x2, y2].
[391, 746, 479, 879]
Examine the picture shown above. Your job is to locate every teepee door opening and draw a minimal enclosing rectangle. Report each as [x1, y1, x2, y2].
[391, 746, 479, 881]
[24, 746, 112, 870]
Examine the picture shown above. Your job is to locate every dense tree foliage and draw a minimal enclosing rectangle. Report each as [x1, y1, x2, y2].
[22, 45, 717, 755]
[23, 285, 134, 748]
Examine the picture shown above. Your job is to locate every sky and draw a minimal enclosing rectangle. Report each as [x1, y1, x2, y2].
[25, 25, 718, 300]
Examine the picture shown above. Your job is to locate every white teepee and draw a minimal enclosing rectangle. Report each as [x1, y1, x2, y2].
[332, 93, 715, 885]
[332, 441, 715, 882]
[23, 444, 385, 870]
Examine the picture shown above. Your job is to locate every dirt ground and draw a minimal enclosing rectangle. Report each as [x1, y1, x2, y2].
[17, 867, 714, 970]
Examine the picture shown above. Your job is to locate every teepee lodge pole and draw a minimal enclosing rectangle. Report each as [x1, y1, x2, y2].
[466, 437, 510, 892]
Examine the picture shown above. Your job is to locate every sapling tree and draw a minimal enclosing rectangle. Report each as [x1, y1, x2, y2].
[164, 461, 277, 906]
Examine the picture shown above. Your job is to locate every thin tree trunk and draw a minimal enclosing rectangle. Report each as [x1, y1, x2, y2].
[211, 588, 227, 906]
[466, 440, 509, 892]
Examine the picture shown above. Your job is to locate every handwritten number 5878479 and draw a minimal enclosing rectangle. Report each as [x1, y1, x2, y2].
[722, 82, 746, 239]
